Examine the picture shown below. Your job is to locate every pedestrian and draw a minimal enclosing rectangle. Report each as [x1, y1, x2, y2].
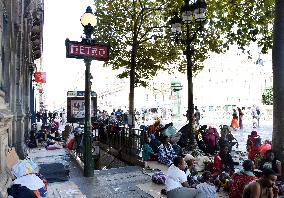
[243, 168, 279, 198]
[231, 109, 239, 129]
[42, 111, 48, 126]
[194, 106, 201, 125]
[48, 111, 52, 121]
[237, 107, 244, 129]
[36, 111, 41, 122]
[256, 107, 261, 127]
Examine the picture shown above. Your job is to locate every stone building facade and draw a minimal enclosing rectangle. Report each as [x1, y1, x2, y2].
[0, 0, 44, 196]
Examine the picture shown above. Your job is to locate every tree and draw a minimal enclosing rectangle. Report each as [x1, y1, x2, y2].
[93, 0, 180, 126]
[94, 0, 274, 127]
[272, 0, 284, 179]
[262, 86, 273, 105]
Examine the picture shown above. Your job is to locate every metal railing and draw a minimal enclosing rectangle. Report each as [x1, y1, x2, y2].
[100, 125, 145, 158]
[71, 124, 146, 167]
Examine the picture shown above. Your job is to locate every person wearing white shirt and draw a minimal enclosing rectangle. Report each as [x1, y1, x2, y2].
[165, 156, 204, 198]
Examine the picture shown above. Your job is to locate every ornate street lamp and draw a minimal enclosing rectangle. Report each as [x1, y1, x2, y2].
[80, 6, 96, 177]
[169, 0, 206, 150]
[80, 6, 97, 39]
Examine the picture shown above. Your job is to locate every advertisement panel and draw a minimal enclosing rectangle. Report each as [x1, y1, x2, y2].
[67, 97, 97, 123]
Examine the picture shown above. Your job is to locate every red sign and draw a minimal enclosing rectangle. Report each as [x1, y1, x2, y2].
[65, 39, 109, 61]
[34, 72, 46, 83]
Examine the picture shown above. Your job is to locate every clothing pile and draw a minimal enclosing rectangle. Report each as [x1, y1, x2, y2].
[8, 159, 48, 198]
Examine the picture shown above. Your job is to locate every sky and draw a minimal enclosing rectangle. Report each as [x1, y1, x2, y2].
[42, 0, 272, 112]
[43, 0, 107, 110]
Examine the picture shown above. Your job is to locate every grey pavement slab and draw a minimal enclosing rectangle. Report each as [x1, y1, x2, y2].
[70, 163, 152, 198]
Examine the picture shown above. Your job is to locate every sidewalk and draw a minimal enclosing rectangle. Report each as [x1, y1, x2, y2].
[28, 146, 232, 198]
[28, 147, 87, 198]
[28, 147, 152, 198]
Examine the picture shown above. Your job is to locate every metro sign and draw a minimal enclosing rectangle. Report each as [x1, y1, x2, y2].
[65, 39, 109, 61]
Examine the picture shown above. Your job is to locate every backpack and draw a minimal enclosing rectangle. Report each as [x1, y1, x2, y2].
[152, 171, 166, 184]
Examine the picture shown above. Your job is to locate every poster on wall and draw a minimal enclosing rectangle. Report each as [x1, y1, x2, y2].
[67, 97, 97, 123]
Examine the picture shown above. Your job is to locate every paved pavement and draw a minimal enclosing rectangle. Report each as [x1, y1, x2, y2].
[28, 147, 152, 198]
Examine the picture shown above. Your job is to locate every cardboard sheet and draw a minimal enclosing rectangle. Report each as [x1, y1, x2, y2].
[6, 147, 19, 170]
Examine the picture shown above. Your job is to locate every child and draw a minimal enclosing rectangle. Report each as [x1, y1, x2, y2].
[196, 171, 216, 198]
[142, 138, 154, 168]
[215, 172, 232, 192]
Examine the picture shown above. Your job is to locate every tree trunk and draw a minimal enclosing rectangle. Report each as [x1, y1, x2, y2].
[272, 0, 284, 180]
[129, 49, 136, 128]
[129, 0, 138, 129]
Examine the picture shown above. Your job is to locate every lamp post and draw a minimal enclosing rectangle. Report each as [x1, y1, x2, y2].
[170, 0, 206, 149]
[80, 6, 97, 177]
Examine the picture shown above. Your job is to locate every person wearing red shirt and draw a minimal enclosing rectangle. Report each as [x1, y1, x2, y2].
[229, 160, 257, 198]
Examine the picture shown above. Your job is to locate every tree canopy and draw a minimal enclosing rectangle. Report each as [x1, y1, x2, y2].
[93, 0, 274, 85]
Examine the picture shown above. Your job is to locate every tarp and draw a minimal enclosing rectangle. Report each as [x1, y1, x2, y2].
[13, 174, 44, 190]
[39, 163, 70, 183]
[11, 159, 38, 178]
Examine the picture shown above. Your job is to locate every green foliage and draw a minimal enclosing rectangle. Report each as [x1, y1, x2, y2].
[206, 0, 274, 55]
[93, 0, 179, 87]
[262, 86, 273, 105]
[93, 0, 274, 86]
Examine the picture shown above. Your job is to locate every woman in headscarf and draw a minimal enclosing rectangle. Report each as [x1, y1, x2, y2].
[157, 135, 176, 166]
[213, 144, 234, 176]
[229, 160, 257, 198]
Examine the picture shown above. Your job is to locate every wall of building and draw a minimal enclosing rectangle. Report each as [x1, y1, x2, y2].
[0, 0, 44, 197]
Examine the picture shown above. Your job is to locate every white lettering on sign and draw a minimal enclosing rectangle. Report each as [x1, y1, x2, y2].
[68, 42, 108, 60]
[85, 46, 91, 55]
[70, 44, 79, 54]
[91, 48, 97, 56]
[67, 91, 77, 96]
[79, 46, 85, 55]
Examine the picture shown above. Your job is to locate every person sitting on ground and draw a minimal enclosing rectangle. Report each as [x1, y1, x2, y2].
[243, 168, 279, 198]
[213, 144, 235, 177]
[196, 171, 216, 198]
[157, 135, 176, 166]
[259, 150, 282, 178]
[149, 134, 161, 155]
[215, 172, 232, 192]
[184, 154, 199, 187]
[165, 156, 204, 198]
[229, 160, 257, 198]
[195, 156, 211, 172]
[259, 140, 272, 156]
